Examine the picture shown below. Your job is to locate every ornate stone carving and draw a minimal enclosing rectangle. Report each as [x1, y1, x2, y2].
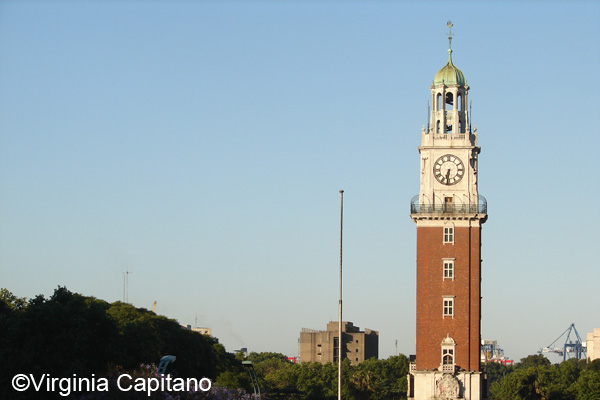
[436, 373, 460, 399]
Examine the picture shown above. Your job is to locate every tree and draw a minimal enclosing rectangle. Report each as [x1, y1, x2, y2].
[0, 288, 27, 312]
[488, 355, 600, 400]
[573, 369, 600, 400]
[0, 286, 243, 399]
[517, 354, 551, 370]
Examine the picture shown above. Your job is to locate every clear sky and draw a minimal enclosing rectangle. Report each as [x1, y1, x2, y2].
[1, 1, 598, 364]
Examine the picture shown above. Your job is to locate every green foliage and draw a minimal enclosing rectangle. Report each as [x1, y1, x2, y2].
[517, 354, 552, 370]
[215, 370, 251, 391]
[489, 355, 600, 400]
[6, 286, 596, 400]
[247, 351, 289, 364]
[243, 353, 409, 400]
[572, 369, 600, 400]
[484, 361, 514, 388]
[350, 355, 409, 400]
[0, 286, 235, 399]
[0, 288, 27, 312]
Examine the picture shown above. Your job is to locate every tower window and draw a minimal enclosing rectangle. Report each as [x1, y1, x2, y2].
[445, 92, 454, 110]
[443, 297, 454, 317]
[443, 227, 454, 244]
[440, 335, 456, 371]
[436, 120, 441, 133]
[443, 260, 454, 280]
[442, 349, 454, 365]
[437, 93, 442, 111]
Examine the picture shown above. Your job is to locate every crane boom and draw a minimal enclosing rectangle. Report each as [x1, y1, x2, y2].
[539, 323, 587, 361]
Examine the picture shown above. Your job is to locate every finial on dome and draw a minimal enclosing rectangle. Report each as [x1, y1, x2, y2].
[432, 21, 466, 86]
[447, 21, 453, 51]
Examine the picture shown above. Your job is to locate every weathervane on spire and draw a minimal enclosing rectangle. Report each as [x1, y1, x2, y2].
[447, 20, 454, 50]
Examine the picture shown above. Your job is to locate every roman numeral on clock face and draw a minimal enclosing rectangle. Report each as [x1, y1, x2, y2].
[433, 154, 465, 185]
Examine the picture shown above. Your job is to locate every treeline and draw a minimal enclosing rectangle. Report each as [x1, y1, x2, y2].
[247, 352, 600, 400]
[0, 287, 247, 399]
[2, 287, 599, 400]
[245, 351, 409, 399]
[0, 287, 411, 399]
[487, 354, 600, 400]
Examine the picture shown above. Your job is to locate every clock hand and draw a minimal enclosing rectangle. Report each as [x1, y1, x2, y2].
[446, 169, 451, 184]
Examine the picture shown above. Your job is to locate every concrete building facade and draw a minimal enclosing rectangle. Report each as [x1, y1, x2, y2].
[587, 328, 600, 361]
[408, 23, 487, 400]
[299, 321, 378, 366]
[182, 325, 212, 336]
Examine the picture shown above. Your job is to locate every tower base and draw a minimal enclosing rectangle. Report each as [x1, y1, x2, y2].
[408, 366, 486, 400]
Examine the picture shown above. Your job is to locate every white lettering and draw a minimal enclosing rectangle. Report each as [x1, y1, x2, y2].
[133, 378, 146, 393]
[117, 374, 132, 391]
[146, 377, 160, 395]
[30, 374, 45, 391]
[200, 377, 212, 391]
[78, 376, 91, 391]
[173, 378, 185, 391]
[97, 378, 109, 391]
[58, 377, 71, 397]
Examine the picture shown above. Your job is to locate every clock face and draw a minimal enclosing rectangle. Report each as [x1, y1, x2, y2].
[434, 154, 465, 185]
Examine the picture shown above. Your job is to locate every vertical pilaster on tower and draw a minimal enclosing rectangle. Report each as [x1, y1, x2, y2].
[408, 23, 487, 400]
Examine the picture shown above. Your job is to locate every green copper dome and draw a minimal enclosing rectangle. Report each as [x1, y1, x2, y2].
[433, 49, 466, 86]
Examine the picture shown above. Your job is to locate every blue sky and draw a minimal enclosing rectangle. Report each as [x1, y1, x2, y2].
[1, 1, 598, 363]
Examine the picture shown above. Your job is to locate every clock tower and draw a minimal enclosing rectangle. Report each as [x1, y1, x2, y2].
[407, 23, 487, 400]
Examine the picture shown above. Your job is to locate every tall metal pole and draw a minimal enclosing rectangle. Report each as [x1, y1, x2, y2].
[123, 271, 131, 303]
[338, 189, 344, 400]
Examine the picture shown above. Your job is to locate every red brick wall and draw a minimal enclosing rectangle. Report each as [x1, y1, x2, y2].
[415, 225, 481, 372]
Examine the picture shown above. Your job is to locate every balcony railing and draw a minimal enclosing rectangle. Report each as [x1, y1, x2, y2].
[441, 364, 456, 373]
[410, 195, 487, 215]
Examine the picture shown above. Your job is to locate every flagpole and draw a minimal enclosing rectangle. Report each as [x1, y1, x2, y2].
[338, 189, 344, 400]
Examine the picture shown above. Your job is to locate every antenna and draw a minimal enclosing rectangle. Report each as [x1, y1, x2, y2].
[447, 21, 454, 50]
[123, 271, 132, 303]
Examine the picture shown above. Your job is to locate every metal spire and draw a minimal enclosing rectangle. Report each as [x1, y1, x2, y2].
[447, 21, 454, 51]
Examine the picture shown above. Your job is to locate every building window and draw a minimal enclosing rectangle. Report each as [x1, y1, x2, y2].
[444, 227, 454, 244]
[443, 259, 454, 280]
[333, 337, 339, 362]
[441, 335, 456, 371]
[442, 348, 454, 365]
[443, 297, 454, 318]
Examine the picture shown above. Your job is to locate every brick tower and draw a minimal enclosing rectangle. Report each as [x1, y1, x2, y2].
[407, 23, 487, 400]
